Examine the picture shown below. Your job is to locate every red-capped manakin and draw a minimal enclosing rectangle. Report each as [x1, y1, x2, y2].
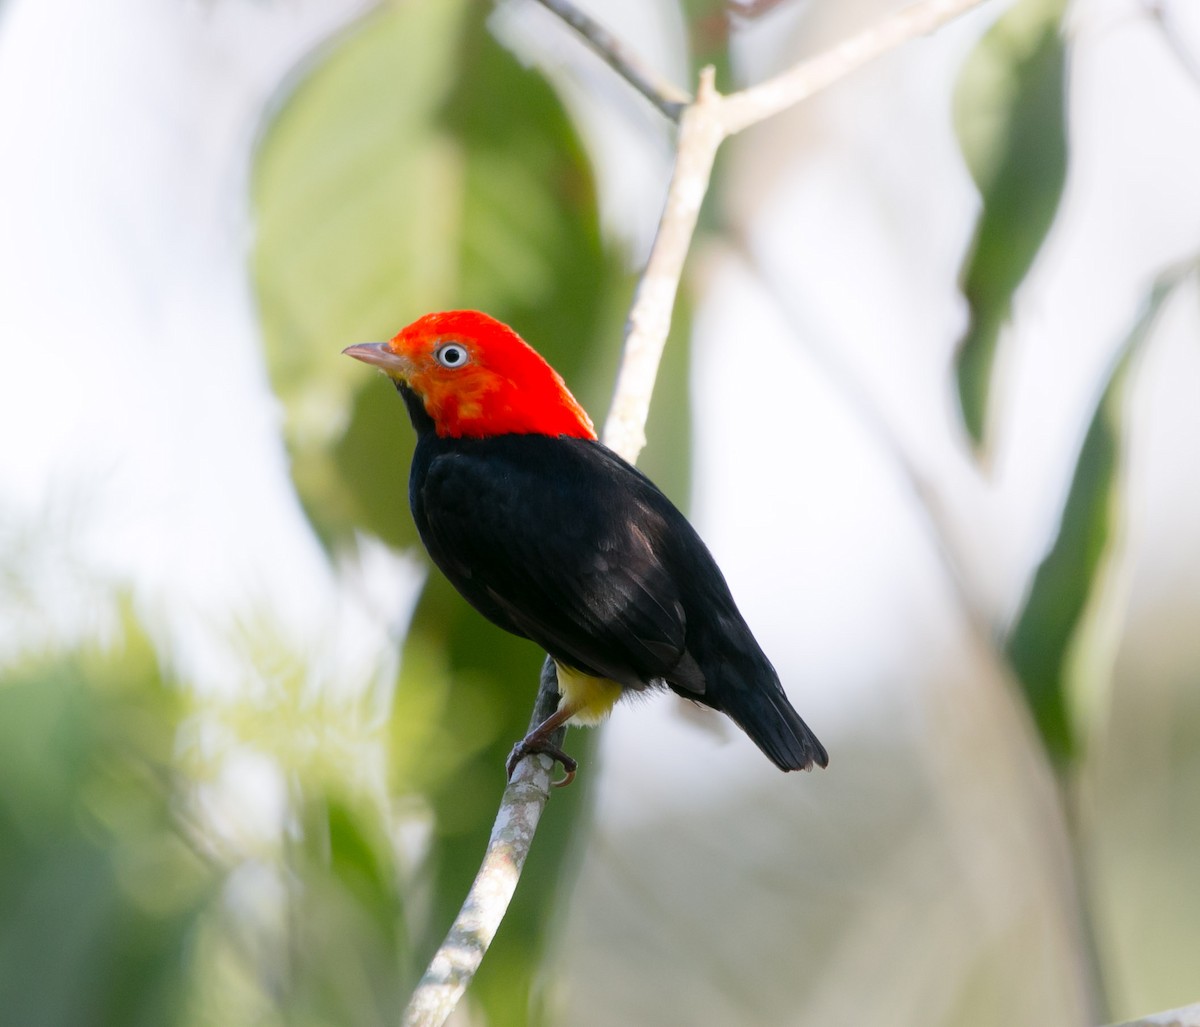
[345, 311, 828, 785]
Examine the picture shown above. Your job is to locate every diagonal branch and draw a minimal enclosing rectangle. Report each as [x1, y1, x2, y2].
[532, 0, 691, 120]
[719, 0, 993, 133]
[1112, 1001, 1200, 1027]
[401, 662, 563, 1027]
[536, 0, 993, 137]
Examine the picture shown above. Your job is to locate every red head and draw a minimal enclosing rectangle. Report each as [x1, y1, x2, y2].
[343, 310, 596, 440]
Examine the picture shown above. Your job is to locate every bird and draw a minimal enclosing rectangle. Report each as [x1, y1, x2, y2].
[344, 310, 828, 786]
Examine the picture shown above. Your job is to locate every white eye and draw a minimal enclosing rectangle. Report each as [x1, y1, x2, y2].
[434, 342, 469, 369]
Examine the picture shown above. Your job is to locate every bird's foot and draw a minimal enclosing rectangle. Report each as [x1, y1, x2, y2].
[506, 736, 578, 788]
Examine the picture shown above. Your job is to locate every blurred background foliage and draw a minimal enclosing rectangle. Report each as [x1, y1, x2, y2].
[0, 613, 212, 1027]
[953, 0, 1068, 450]
[1, 0, 1198, 1024]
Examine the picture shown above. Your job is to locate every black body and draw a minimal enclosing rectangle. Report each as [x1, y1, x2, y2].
[399, 385, 827, 772]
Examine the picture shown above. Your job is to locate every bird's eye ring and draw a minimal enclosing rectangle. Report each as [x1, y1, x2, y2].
[434, 342, 469, 369]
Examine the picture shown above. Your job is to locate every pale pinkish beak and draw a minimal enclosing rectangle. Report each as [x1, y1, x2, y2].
[342, 342, 412, 379]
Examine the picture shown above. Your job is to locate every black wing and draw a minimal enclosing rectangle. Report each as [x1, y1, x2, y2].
[410, 435, 695, 690]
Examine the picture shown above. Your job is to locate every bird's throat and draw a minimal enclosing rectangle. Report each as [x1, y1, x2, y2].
[396, 382, 437, 437]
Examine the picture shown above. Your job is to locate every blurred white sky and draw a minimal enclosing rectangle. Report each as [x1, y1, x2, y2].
[0, 0, 417, 695]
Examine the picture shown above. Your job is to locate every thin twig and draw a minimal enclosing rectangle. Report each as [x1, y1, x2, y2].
[719, 0, 993, 134]
[402, 662, 563, 1027]
[604, 0, 993, 457]
[532, 0, 692, 120]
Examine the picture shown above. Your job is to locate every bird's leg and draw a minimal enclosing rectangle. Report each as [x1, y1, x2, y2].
[506, 702, 579, 788]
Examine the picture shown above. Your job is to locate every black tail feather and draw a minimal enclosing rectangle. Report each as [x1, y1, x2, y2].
[725, 684, 829, 772]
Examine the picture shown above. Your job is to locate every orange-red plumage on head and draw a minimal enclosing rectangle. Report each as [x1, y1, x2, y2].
[372, 310, 596, 441]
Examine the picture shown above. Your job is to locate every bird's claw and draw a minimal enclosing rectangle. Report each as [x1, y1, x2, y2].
[506, 738, 578, 788]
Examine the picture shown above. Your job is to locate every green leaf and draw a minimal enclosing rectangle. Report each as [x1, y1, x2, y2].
[953, 0, 1068, 451]
[0, 618, 215, 1027]
[276, 795, 414, 1027]
[253, 0, 624, 551]
[1006, 267, 1193, 767]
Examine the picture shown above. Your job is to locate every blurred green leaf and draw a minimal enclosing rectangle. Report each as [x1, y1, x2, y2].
[953, 0, 1068, 452]
[0, 618, 215, 1027]
[253, 0, 470, 550]
[1007, 267, 1191, 767]
[270, 795, 412, 1027]
[254, 0, 625, 551]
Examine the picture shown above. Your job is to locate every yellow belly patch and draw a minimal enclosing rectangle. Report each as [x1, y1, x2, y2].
[554, 662, 623, 726]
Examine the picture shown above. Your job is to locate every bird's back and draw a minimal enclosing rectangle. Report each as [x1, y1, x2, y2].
[408, 420, 827, 771]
